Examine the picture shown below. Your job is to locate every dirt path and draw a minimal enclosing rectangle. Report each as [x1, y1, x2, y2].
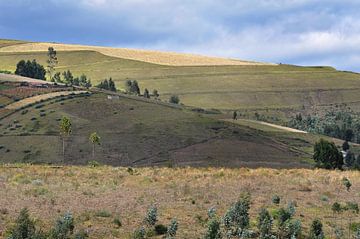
[224, 118, 307, 133]
[5, 90, 88, 110]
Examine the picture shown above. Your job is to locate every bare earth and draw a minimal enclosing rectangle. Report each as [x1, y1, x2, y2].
[224, 119, 307, 133]
[5, 91, 88, 110]
[0, 42, 274, 66]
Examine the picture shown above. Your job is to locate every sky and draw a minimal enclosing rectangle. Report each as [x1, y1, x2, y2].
[0, 0, 359, 71]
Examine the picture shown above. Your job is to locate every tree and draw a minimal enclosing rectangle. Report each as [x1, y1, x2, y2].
[166, 219, 178, 239]
[50, 212, 74, 239]
[15, 59, 46, 80]
[342, 141, 350, 151]
[59, 117, 72, 158]
[7, 208, 37, 239]
[223, 193, 251, 237]
[143, 88, 150, 98]
[108, 78, 116, 91]
[152, 89, 159, 98]
[354, 155, 360, 170]
[79, 74, 91, 88]
[47, 47, 58, 81]
[344, 151, 355, 168]
[258, 208, 273, 239]
[97, 78, 115, 91]
[52, 72, 62, 83]
[144, 205, 158, 227]
[169, 95, 180, 104]
[313, 139, 343, 169]
[62, 70, 74, 85]
[204, 218, 221, 239]
[130, 80, 140, 95]
[309, 219, 324, 239]
[89, 132, 100, 158]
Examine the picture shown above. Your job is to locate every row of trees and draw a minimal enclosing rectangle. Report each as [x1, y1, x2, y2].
[97, 78, 116, 91]
[288, 106, 360, 143]
[6, 208, 87, 239]
[15, 60, 46, 80]
[52, 70, 92, 88]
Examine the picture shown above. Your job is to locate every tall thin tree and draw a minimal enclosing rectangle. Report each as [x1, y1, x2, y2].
[59, 117, 72, 159]
[47, 47, 58, 81]
[89, 132, 101, 158]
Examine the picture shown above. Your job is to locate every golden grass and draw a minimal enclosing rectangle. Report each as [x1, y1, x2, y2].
[0, 165, 359, 238]
[5, 91, 88, 110]
[0, 42, 274, 66]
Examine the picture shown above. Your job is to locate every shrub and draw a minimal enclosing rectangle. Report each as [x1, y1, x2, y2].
[7, 208, 39, 239]
[50, 212, 75, 239]
[355, 228, 360, 239]
[166, 219, 178, 239]
[223, 193, 250, 236]
[204, 218, 221, 239]
[113, 217, 122, 228]
[169, 95, 180, 104]
[154, 224, 167, 235]
[332, 202, 342, 213]
[87, 160, 100, 167]
[144, 205, 158, 226]
[309, 219, 324, 239]
[313, 139, 343, 169]
[342, 177, 352, 191]
[258, 208, 273, 239]
[272, 195, 280, 205]
[133, 227, 145, 239]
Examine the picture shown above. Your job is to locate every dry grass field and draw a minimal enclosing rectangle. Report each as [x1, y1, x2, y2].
[0, 165, 359, 238]
[0, 42, 271, 66]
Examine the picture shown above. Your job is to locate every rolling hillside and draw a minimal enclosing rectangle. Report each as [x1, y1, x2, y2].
[0, 39, 360, 124]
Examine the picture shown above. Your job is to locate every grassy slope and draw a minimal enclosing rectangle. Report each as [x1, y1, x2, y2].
[0, 92, 314, 168]
[0, 165, 359, 238]
[0, 49, 359, 121]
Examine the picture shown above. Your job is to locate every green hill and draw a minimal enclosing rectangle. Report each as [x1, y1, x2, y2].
[1, 39, 360, 124]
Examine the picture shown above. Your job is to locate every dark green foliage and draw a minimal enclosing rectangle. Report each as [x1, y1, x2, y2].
[309, 219, 324, 239]
[15, 60, 46, 80]
[258, 208, 273, 239]
[97, 78, 116, 91]
[154, 224, 167, 235]
[7, 208, 37, 239]
[332, 202, 342, 213]
[354, 155, 360, 170]
[344, 152, 355, 168]
[344, 202, 359, 213]
[62, 70, 74, 85]
[278, 219, 301, 239]
[272, 195, 280, 205]
[125, 80, 140, 95]
[342, 177, 352, 191]
[169, 95, 180, 104]
[113, 217, 122, 228]
[143, 88, 150, 98]
[342, 141, 350, 151]
[204, 218, 221, 239]
[313, 139, 343, 169]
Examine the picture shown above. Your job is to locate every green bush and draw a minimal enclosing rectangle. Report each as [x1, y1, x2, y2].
[169, 95, 180, 104]
[313, 139, 343, 169]
[166, 219, 178, 239]
[154, 224, 167, 235]
[133, 227, 145, 239]
[144, 206, 158, 226]
[272, 195, 280, 205]
[258, 208, 273, 239]
[204, 218, 221, 239]
[309, 219, 324, 239]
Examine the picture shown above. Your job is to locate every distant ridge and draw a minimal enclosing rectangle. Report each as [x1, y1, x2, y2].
[0, 40, 274, 66]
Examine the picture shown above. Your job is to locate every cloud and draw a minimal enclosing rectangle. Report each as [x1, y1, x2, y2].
[0, 0, 359, 71]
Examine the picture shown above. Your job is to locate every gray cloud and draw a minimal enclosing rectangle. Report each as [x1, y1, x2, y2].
[0, 0, 359, 71]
